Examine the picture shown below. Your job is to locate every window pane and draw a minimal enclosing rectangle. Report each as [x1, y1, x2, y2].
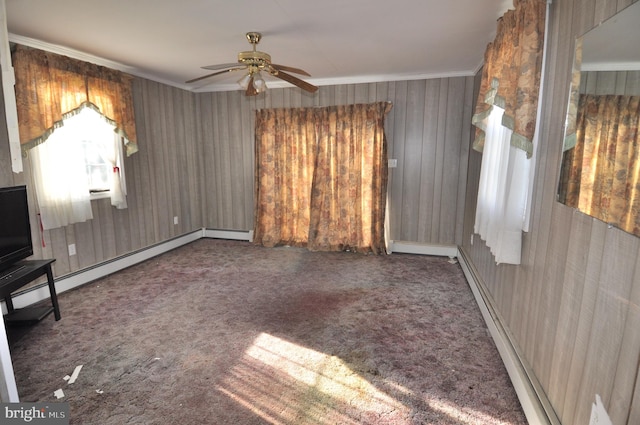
[82, 139, 110, 192]
[87, 165, 110, 191]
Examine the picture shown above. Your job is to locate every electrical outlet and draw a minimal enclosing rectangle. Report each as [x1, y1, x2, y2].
[68, 244, 76, 256]
[388, 159, 398, 168]
[173, 216, 179, 225]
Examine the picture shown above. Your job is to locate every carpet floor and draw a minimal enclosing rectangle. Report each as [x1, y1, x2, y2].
[7, 239, 527, 424]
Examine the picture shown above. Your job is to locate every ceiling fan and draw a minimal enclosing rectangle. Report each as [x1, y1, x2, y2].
[186, 32, 318, 96]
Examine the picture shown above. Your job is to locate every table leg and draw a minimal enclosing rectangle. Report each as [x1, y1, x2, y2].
[45, 265, 61, 321]
[4, 296, 14, 313]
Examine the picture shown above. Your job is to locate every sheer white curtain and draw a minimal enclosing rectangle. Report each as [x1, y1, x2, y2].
[30, 107, 121, 230]
[30, 125, 94, 231]
[474, 106, 530, 265]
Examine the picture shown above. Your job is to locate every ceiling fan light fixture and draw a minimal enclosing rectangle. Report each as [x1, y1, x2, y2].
[253, 72, 267, 93]
[189, 32, 318, 95]
[237, 73, 252, 89]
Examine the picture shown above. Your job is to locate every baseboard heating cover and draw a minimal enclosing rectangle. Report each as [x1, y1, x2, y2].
[388, 240, 458, 257]
[457, 246, 560, 425]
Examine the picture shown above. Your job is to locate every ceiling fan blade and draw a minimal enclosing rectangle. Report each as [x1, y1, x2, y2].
[271, 63, 311, 76]
[202, 62, 241, 71]
[273, 70, 318, 93]
[185, 67, 245, 84]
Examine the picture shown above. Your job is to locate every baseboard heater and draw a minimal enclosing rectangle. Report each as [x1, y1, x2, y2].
[456, 246, 561, 425]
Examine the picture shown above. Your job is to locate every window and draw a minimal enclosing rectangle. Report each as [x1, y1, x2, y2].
[11, 46, 137, 231]
[30, 106, 128, 230]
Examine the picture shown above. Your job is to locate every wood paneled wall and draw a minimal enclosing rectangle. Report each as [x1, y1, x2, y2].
[580, 70, 640, 95]
[461, 1, 640, 425]
[0, 78, 204, 279]
[1, 74, 473, 278]
[197, 78, 474, 245]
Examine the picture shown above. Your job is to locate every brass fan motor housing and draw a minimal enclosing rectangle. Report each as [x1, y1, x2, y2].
[237, 50, 272, 67]
[238, 32, 272, 70]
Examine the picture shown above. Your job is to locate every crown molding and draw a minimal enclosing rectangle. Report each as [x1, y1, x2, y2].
[191, 70, 477, 93]
[8, 33, 188, 90]
[580, 61, 640, 72]
[10, 33, 479, 94]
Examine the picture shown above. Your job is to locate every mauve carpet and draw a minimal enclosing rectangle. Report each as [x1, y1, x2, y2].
[7, 239, 527, 424]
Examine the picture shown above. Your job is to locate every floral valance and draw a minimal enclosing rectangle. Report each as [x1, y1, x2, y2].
[472, 0, 546, 158]
[12, 44, 138, 156]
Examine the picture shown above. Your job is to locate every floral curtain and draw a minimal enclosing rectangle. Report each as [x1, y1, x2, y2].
[559, 94, 640, 235]
[562, 37, 583, 152]
[12, 44, 137, 155]
[253, 107, 318, 248]
[253, 102, 392, 254]
[471, 0, 546, 157]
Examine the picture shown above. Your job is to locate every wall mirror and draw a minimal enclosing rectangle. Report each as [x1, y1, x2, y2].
[557, 1, 640, 236]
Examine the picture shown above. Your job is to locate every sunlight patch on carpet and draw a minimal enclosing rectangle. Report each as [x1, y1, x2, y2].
[216, 332, 408, 424]
[425, 397, 518, 425]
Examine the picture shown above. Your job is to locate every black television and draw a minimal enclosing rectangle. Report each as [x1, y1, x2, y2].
[0, 185, 34, 275]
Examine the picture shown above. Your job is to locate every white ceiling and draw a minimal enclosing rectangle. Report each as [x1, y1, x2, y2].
[5, 0, 513, 93]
